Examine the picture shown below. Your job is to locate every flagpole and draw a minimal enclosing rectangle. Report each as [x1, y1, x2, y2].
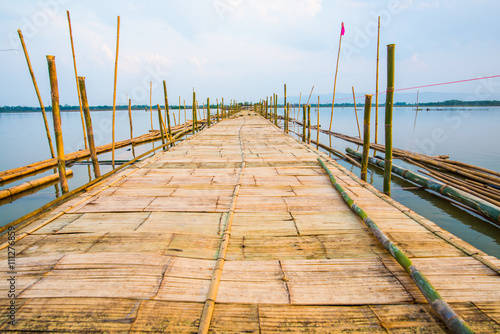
[329, 22, 344, 132]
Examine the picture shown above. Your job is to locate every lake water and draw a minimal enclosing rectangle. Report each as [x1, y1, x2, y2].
[1, 106, 500, 258]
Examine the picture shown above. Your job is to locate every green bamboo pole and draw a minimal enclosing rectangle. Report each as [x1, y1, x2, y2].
[307, 105, 311, 144]
[361, 95, 373, 181]
[66, 11, 88, 151]
[375, 16, 380, 144]
[302, 105, 307, 143]
[352, 87, 362, 139]
[384, 44, 395, 196]
[192, 90, 197, 133]
[18, 29, 55, 159]
[347, 148, 500, 225]
[318, 158, 475, 334]
[163, 81, 172, 142]
[46, 56, 69, 194]
[157, 104, 166, 150]
[207, 98, 211, 127]
[274, 94, 278, 126]
[78, 76, 101, 178]
[111, 16, 120, 169]
[216, 98, 220, 122]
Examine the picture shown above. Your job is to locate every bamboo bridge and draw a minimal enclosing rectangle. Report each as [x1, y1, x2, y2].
[1, 110, 500, 333]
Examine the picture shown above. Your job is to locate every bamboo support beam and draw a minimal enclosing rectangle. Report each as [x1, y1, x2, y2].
[47, 56, 69, 194]
[18, 29, 55, 159]
[78, 76, 101, 178]
[384, 44, 395, 196]
[361, 95, 372, 181]
[318, 158, 474, 334]
[0, 170, 73, 200]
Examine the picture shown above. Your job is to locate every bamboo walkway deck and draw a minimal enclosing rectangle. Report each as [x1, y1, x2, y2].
[1, 111, 500, 333]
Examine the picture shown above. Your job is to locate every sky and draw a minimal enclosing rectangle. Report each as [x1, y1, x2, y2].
[1, 0, 500, 107]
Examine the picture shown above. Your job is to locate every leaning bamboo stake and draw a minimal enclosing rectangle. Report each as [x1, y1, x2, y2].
[384, 44, 395, 196]
[78, 76, 101, 178]
[375, 16, 380, 144]
[352, 87, 362, 139]
[329, 22, 344, 132]
[111, 16, 120, 169]
[317, 158, 474, 334]
[163, 81, 173, 142]
[66, 11, 88, 151]
[361, 95, 373, 181]
[18, 29, 55, 159]
[157, 104, 166, 150]
[47, 56, 69, 194]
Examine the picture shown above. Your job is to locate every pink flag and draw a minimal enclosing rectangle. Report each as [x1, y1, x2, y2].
[341, 22, 345, 36]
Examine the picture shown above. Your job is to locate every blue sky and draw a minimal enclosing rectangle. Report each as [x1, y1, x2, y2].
[1, 0, 500, 106]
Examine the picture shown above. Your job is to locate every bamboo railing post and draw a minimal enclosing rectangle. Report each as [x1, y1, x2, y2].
[307, 105, 311, 144]
[207, 98, 211, 127]
[111, 16, 120, 169]
[192, 90, 197, 133]
[274, 94, 278, 126]
[46, 56, 69, 194]
[384, 44, 395, 196]
[302, 105, 307, 142]
[162, 81, 173, 142]
[128, 98, 135, 158]
[361, 95, 373, 181]
[66, 11, 88, 151]
[78, 76, 101, 178]
[284, 84, 287, 133]
[18, 29, 55, 159]
[149, 81, 153, 131]
[216, 98, 220, 122]
[157, 104, 166, 150]
[317, 96, 320, 149]
[375, 16, 380, 144]
[184, 99, 187, 124]
[352, 87, 362, 139]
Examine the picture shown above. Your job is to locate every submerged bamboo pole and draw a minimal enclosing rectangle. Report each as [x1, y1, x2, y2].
[66, 10, 88, 151]
[352, 87, 362, 139]
[78, 76, 101, 178]
[375, 16, 380, 144]
[361, 95, 373, 181]
[157, 104, 166, 150]
[47, 56, 69, 194]
[111, 16, 120, 169]
[18, 29, 55, 159]
[329, 22, 344, 132]
[0, 170, 73, 201]
[318, 158, 474, 334]
[163, 81, 173, 142]
[384, 44, 395, 196]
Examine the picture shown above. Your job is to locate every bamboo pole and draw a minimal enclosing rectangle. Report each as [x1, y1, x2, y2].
[384, 44, 395, 196]
[216, 99, 220, 122]
[375, 16, 380, 144]
[329, 22, 344, 132]
[193, 90, 197, 133]
[66, 11, 88, 151]
[347, 149, 500, 225]
[302, 105, 307, 142]
[361, 95, 373, 181]
[128, 98, 135, 158]
[78, 76, 101, 178]
[352, 87, 362, 139]
[149, 81, 153, 131]
[17, 29, 55, 159]
[274, 94, 278, 126]
[111, 16, 120, 169]
[307, 105, 311, 144]
[0, 170, 73, 201]
[157, 104, 166, 150]
[184, 99, 187, 124]
[284, 84, 287, 133]
[317, 96, 320, 149]
[163, 81, 173, 142]
[46, 56, 69, 194]
[317, 158, 474, 334]
[207, 98, 211, 127]
[414, 90, 420, 130]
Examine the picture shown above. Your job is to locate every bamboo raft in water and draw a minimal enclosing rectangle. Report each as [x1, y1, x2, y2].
[1, 111, 499, 332]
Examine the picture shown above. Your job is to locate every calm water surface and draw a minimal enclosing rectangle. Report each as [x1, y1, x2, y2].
[1, 106, 499, 257]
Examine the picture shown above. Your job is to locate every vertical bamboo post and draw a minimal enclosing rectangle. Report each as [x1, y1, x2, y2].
[207, 98, 211, 127]
[18, 29, 55, 159]
[184, 99, 187, 124]
[163, 81, 173, 142]
[149, 81, 153, 131]
[157, 104, 166, 150]
[375, 16, 381, 144]
[414, 90, 420, 130]
[111, 16, 120, 169]
[78, 76, 101, 178]
[284, 84, 287, 133]
[192, 90, 197, 133]
[128, 98, 135, 158]
[384, 44, 395, 196]
[274, 94, 278, 126]
[216, 99, 220, 122]
[361, 95, 373, 181]
[329, 22, 344, 132]
[352, 87, 362, 139]
[66, 11, 88, 150]
[317, 96, 320, 149]
[47, 56, 68, 193]
[302, 105, 307, 142]
[307, 105, 312, 144]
